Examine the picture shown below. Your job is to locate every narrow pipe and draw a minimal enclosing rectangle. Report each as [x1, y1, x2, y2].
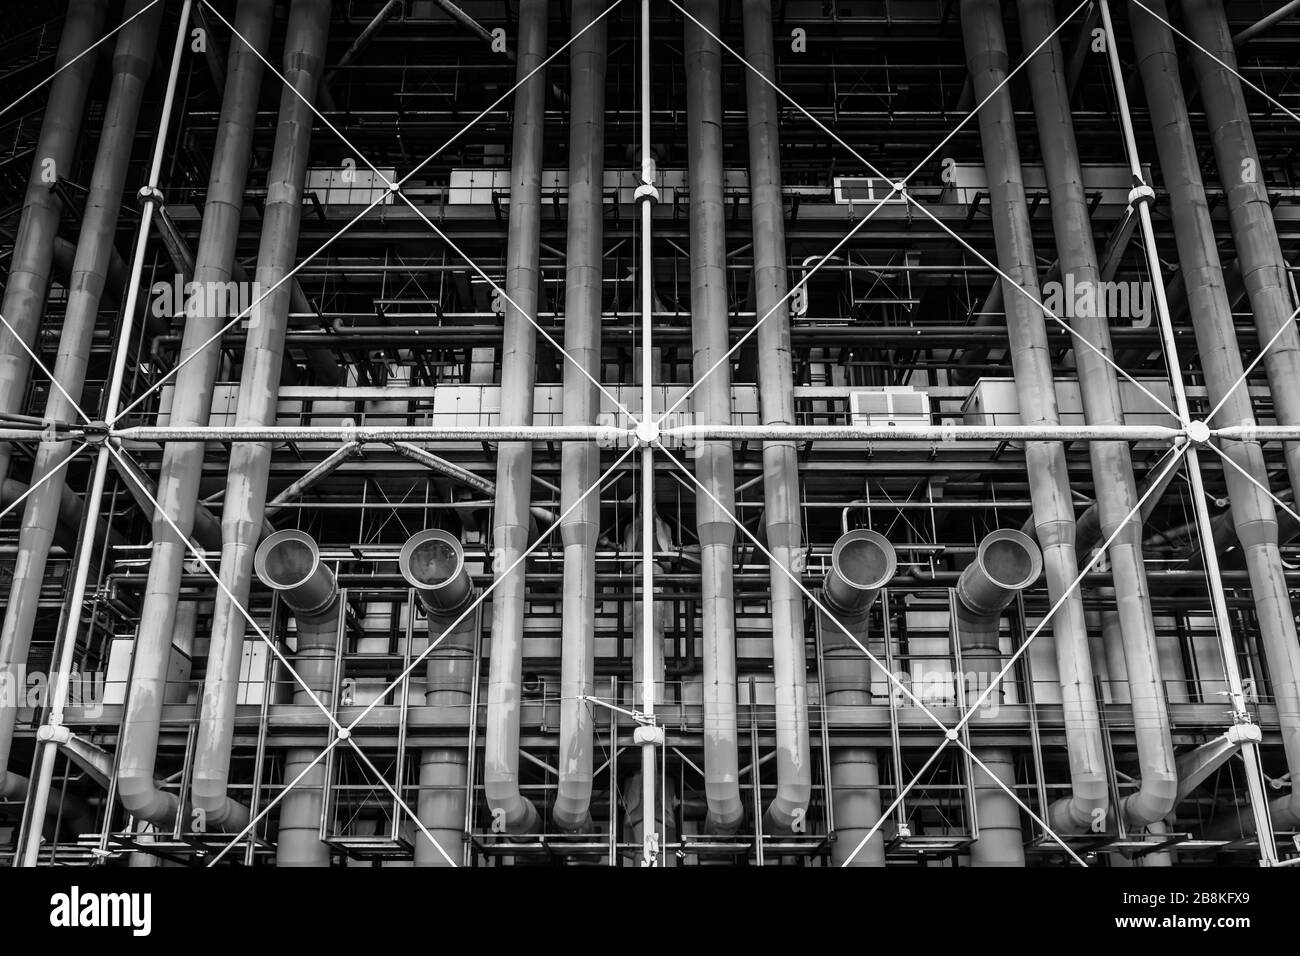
[1129, 0, 1300, 830]
[483, 0, 546, 835]
[118, 0, 274, 827]
[254, 531, 340, 866]
[1019, 0, 1177, 829]
[264, 441, 363, 518]
[1232, 0, 1300, 45]
[554, 0, 608, 834]
[960, 0, 1109, 835]
[681, 0, 745, 836]
[627, 511, 668, 708]
[0, 0, 105, 487]
[820, 529, 896, 866]
[1186, 0, 1300, 505]
[742, 0, 812, 834]
[400, 529, 475, 866]
[956, 529, 1043, 866]
[1, 0, 163, 805]
[191, 0, 332, 831]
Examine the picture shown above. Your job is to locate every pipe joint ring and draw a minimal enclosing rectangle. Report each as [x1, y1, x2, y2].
[634, 182, 660, 204]
[137, 185, 165, 209]
[1128, 183, 1156, 208]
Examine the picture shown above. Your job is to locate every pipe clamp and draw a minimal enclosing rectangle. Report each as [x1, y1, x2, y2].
[137, 185, 165, 208]
[1128, 183, 1156, 207]
[633, 724, 664, 745]
[634, 182, 660, 204]
[36, 723, 72, 745]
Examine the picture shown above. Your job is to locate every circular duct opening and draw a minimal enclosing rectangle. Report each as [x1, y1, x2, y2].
[977, 529, 1042, 591]
[831, 529, 897, 591]
[399, 529, 464, 592]
[254, 529, 320, 590]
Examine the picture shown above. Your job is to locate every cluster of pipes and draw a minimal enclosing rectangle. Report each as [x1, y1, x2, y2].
[1, 0, 1298, 865]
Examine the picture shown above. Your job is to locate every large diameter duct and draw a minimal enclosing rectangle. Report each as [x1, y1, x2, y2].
[960, 0, 1109, 834]
[1184, 0, 1300, 502]
[1129, 0, 1300, 829]
[1, 0, 163, 804]
[400, 529, 475, 866]
[684, 0, 745, 834]
[254, 531, 340, 867]
[0, 0, 105, 488]
[956, 529, 1042, 866]
[484, 0, 546, 835]
[1018, 0, 1177, 829]
[742, 0, 812, 833]
[820, 530, 896, 866]
[118, 0, 274, 826]
[192, 0, 332, 831]
[554, 0, 607, 834]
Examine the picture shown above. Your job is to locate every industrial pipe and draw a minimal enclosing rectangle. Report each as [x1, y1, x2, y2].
[820, 529, 896, 866]
[2, 0, 163, 806]
[400, 529, 475, 865]
[0, 0, 104, 487]
[684, 0, 745, 834]
[484, 0, 546, 835]
[956, 529, 1042, 865]
[960, 0, 1109, 836]
[743, 0, 813, 835]
[1129, 0, 1300, 830]
[192, 0, 332, 832]
[554, 0, 608, 833]
[118, 0, 274, 827]
[1019, 0, 1177, 830]
[254, 530, 341, 866]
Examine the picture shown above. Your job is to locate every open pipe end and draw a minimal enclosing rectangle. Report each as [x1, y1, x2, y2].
[400, 529, 472, 612]
[824, 529, 897, 615]
[254, 529, 336, 618]
[958, 528, 1043, 617]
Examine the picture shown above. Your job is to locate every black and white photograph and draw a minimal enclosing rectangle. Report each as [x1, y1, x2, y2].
[0, 0, 1293, 938]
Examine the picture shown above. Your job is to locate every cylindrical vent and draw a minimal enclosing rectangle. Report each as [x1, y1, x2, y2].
[400, 529, 472, 613]
[824, 529, 897, 616]
[956, 528, 1043, 617]
[254, 529, 337, 619]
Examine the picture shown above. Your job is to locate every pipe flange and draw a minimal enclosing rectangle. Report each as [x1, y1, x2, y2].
[635, 420, 660, 446]
[1185, 420, 1212, 445]
[1127, 182, 1156, 208]
[137, 185, 164, 208]
[634, 182, 660, 204]
[82, 420, 110, 445]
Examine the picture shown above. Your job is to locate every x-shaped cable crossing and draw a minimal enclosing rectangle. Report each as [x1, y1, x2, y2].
[3, 0, 1298, 867]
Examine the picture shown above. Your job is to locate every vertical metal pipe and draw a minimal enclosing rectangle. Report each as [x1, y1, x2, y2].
[254, 531, 340, 866]
[820, 530, 896, 866]
[483, 0, 547, 834]
[1184, 0, 1300, 505]
[0, 0, 162, 803]
[956, 529, 1043, 865]
[192, 0, 333, 832]
[117, 0, 273, 826]
[1018, 0, 1177, 829]
[0, 0, 106, 488]
[20, 0, 194, 867]
[400, 529, 475, 866]
[1126, 0, 1300, 838]
[742, 0, 812, 834]
[683, 0, 745, 835]
[959, 0, 1109, 834]
[554, 0, 608, 834]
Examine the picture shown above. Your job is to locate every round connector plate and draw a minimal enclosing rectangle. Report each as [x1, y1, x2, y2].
[1185, 420, 1212, 445]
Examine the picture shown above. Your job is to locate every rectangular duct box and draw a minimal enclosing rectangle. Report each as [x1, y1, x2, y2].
[849, 387, 930, 427]
[304, 166, 396, 207]
[961, 377, 1176, 441]
[833, 176, 907, 204]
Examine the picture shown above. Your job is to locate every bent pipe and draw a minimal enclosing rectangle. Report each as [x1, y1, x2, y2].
[192, 0, 332, 833]
[743, 0, 813, 835]
[554, 0, 607, 834]
[400, 529, 475, 865]
[960, 0, 1109, 837]
[684, 0, 745, 835]
[1019, 0, 1177, 829]
[820, 529, 896, 866]
[254, 530, 340, 866]
[1129, 0, 1300, 830]
[119, 0, 275, 828]
[7, 0, 164, 815]
[0, 0, 105, 488]
[483, 0, 546, 835]
[956, 529, 1042, 866]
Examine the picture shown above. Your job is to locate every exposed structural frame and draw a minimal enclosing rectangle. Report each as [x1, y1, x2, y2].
[2, 0, 1296, 867]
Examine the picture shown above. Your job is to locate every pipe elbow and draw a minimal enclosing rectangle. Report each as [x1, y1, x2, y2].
[485, 788, 540, 834]
[117, 771, 180, 826]
[552, 787, 593, 833]
[190, 775, 251, 832]
[1048, 783, 1109, 835]
[704, 791, 745, 834]
[1120, 772, 1179, 830]
[765, 785, 812, 834]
